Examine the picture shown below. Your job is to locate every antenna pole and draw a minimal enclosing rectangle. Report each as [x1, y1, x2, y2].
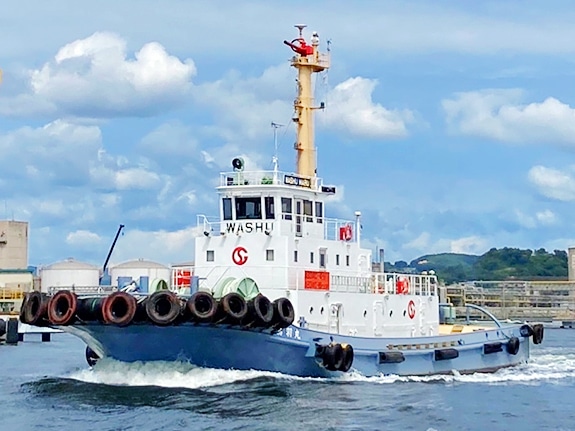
[271, 122, 284, 181]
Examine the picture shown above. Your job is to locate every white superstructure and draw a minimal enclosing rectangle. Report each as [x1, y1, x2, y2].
[194, 26, 439, 338]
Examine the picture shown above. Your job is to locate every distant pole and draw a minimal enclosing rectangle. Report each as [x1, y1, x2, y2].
[271, 122, 284, 182]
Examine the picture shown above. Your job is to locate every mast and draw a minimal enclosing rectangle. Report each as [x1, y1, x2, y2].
[284, 25, 330, 178]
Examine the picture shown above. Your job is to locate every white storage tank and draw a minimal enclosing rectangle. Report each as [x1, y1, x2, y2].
[110, 258, 170, 293]
[40, 258, 100, 292]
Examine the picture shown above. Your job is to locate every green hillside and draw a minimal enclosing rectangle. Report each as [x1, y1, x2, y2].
[384, 248, 568, 284]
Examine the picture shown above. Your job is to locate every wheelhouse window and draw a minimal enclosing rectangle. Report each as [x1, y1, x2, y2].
[315, 201, 323, 223]
[282, 197, 292, 220]
[294, 250, 298, 262]
[265, 197, 275, 220]
[235, 197, 262, 220]
[303, 200, 313, 222]
[346, 255, 350, 266]
[206, 250, 215, 262]
[223, 198, 232, 220]
[310, 252, 314, 264]
[336, 254, 340, 265]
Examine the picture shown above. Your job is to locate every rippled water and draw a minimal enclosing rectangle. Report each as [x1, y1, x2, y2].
[2, 329, 575, 430]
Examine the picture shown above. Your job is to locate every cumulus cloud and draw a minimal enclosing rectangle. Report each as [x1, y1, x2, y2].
[443, 89, 575, 144]
[138, 121, 198, 158]
[66, 230, 103, 246]
[403, 232, 488, 256]
[321, 77, 414, 139]
[450, 236, 488, 254]
[192, 65, 293, 144]
[90, 165, 162, 191]
[536, 209, 557, 225]
[111, 226, 202, 264]
[0, 120, 102, 191]
[528, 165, 575, 201]
[1, 32, 196, 118]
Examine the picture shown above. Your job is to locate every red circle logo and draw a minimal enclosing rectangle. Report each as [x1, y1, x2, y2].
[407, 300, 416, 319]
[232, 246, 248, 265]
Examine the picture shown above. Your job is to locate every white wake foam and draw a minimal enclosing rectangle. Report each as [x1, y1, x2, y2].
[67, 346, 575, 388]
[68, 358, 312, 389]
[339, 346, 575, 385]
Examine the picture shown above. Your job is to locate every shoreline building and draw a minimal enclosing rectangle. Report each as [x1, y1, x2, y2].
[0, 220, 33, 313]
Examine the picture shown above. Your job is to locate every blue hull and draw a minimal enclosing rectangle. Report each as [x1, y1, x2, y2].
[62, 323, 530, 378]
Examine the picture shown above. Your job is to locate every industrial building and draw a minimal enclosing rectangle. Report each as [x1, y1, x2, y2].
[0, 220, 33, 313]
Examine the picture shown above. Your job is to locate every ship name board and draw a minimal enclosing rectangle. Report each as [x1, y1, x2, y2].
[284, 174, 311, 188]
[225, 222, 274, 234]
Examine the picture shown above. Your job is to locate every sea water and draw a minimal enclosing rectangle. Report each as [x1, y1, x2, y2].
[1, 329, 574, 431]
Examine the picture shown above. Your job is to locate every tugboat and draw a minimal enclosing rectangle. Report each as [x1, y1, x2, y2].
[21, 25, 544, 377]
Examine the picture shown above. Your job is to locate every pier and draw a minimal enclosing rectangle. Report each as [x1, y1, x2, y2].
[0, 315, 60, 345]
[445, 280, 575, 323]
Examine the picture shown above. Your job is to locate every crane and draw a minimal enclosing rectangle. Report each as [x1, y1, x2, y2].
[102, 224, 125, 275]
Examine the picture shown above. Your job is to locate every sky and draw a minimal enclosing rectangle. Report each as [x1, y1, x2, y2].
[2, 0, 575, 268]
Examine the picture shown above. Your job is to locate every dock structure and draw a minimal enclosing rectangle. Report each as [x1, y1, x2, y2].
[0, 316, 60, 344]
[445, 280, 575, 322]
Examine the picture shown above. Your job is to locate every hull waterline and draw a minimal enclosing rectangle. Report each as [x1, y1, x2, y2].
[61, 323, 530, 378]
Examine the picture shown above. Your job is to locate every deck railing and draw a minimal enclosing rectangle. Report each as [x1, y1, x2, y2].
[219, 170, 324, 190]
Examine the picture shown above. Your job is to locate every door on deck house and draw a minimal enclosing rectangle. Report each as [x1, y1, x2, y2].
[295, 199, 303, 237]
[329, 302, 342, 334]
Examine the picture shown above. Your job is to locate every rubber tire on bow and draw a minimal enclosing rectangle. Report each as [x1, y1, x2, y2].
[218, 292, 248, 324]
[187, 291, 218, 323]
[271, 297, 295, 329]
[101, 292, 137, 326]
[21, 291, 48, 326]
[246, 294, 274, 328]
[47, 290, 78, 326]
[145, 290, 181, 326]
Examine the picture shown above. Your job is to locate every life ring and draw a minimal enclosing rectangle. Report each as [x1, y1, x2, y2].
[396, 276, 409, 294]
[506, 336, 520, 355]
[145, 290, 181, 326]
[186, 291, 218, 323]
[271, 297, 295, 329]
[47, 290, 78, 325]
[339, 224, 353, 241]
[101, 292, 137, 326]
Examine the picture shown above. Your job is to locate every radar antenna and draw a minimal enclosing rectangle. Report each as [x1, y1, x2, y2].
[294, 24, 307, 37]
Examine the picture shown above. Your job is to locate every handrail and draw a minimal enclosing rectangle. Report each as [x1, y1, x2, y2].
[464, 303, 503, 328]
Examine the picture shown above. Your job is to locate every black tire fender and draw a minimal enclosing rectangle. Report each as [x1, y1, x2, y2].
[145, 290, 181, 326]
[187, 291, 218, 323]
[506, 336, 520, 355]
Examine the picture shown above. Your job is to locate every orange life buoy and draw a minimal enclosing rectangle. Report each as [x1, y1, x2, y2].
[396, 276, 409, 294]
